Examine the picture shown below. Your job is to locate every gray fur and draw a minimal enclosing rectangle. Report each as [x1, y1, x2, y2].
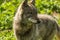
[13, 0, 59, 40]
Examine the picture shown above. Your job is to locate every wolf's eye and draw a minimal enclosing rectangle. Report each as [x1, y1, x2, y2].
[27, 11, 32, 14]
[29, 12, 32, 14]
[27, 12, 32, 17]
[30, 12, 32, 14]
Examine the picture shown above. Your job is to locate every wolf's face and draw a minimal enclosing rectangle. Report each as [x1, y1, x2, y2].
[20, 0, 37, 19]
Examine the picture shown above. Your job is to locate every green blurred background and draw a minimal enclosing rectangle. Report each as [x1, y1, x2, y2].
[0, 0, 60, 40]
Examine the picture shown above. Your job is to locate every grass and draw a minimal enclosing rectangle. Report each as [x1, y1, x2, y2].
[0, 30, 16, 40]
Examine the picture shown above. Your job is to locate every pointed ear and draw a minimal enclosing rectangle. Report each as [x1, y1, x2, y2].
[22, 0, 28, 6]
[30, 0, 35, 5]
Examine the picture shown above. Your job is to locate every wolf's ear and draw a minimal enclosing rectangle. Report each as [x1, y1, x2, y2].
[30, 0, 35, 5]
[22, 0, 28, 6]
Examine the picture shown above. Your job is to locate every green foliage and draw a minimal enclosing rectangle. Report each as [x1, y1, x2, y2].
[36, 0, 60, 14]
[0, 0, 22, 30]
[0, 30, 16, 40]
[0, 0, 60, 40]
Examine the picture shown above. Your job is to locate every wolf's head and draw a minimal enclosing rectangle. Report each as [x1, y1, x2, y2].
[20, 0, 37, 20]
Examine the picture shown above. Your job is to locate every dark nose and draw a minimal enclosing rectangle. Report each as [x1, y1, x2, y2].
[34, 20, 40, 24]
[37, 20, 40, 24]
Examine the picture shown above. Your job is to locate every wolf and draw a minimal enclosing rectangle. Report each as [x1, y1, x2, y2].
[13, 0, 59, 40]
